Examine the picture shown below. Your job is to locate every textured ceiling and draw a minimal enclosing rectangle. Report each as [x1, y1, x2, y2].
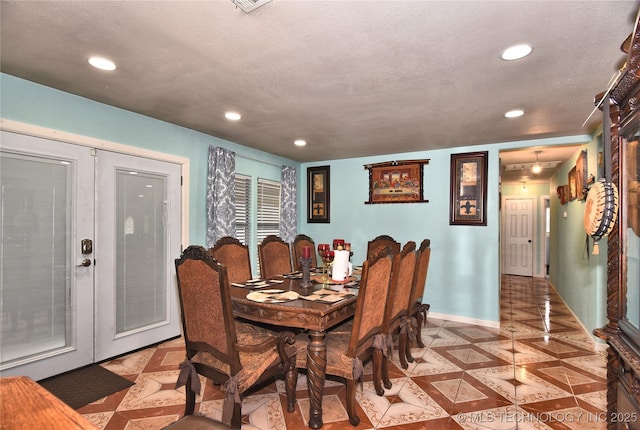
[1, 1, 637, 170]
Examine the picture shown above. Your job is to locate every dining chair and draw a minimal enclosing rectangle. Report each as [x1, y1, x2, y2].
[295, 247, 395, 426]
[209, 236, 252, 285]
[380, 241, 417, 390]
[402, 238, 432, 364]
[258, 235, 293, 279]
[366, 234, 401, 259]
[174, 245, 298, 429]
[292, 233, 317, 271]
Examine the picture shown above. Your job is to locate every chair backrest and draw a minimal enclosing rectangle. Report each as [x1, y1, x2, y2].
[383, 241, 417, 332]
[409, 239, 431, 308]
[366, 235, 401, 259]
[292, 234, 317, 270]
[209, 236, 252, 284]
[175, 245, 241, 375]
[347, 247, 394, 357]
[258, 235, 293, 279]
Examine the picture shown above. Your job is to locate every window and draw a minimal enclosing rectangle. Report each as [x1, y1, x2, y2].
[257, 178, 281, 244]
[235, 174, 251, 247]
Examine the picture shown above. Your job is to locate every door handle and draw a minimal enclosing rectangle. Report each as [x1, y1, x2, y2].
[77, 258, 92, 267]
[528, 240, 532, 243]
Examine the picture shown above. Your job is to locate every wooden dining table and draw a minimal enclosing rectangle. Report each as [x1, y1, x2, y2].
[0, 376, 98, 429]
[230, 276, 358, 429]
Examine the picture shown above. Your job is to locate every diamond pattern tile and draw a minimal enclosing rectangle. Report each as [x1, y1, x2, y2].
[76, 275, 606, 429]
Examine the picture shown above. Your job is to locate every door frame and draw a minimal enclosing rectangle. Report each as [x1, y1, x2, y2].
[1, 119, 190, 246]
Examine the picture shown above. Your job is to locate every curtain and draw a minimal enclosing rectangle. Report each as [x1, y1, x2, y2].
[206, 146, 236, 248]
[279, 165, 297, 243]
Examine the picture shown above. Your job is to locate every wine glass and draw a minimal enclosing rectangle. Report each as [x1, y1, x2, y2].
[322, 250, 335, 284]
[317, 244, 330, 282]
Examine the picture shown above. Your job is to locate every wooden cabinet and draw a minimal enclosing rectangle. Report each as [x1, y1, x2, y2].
[594, 11, 640, 430]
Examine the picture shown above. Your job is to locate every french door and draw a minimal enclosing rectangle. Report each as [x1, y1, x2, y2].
[0, 130, 182, 380]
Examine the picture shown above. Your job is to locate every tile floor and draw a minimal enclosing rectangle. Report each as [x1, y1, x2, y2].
[79, 275, 608, 429]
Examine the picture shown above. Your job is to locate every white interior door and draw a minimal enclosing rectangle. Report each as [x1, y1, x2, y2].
[504, 197, 534, 276]
[0, 131, 95, 380]
[94, 150, 181, 361]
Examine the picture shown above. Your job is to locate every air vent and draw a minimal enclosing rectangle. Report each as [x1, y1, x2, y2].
[231, 0, 272, 13]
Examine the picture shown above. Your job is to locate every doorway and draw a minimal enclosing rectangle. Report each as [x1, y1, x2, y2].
[0, 129, 183, 380]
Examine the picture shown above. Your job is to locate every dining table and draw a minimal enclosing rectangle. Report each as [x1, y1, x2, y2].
[229, 273, 359, 429]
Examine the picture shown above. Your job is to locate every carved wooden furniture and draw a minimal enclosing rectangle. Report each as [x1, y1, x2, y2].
[209, 236, 252, 285]
[258, 235, 293, 279]
[593, 11, 640, 429]
[0, 376, 98, 429]
[229, 278, 359, 428]
[380, 242, 417, 389]
[366, 234, 401, 259]
[293, 233, 317, 271]
[404, 238, 432, 363]
[174, 246, 298, 429]
[295, 247, 394, 426]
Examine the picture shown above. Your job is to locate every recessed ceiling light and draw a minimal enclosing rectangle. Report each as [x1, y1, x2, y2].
[225, 112, 242, 121]
[294, 139, 307, 147]
[501, 44, 532, 61]
[505, 109, 524, 118]
[88, 56, 116, 71]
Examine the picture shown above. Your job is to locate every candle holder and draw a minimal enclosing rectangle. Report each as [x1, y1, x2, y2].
[300, 257, 312, 288]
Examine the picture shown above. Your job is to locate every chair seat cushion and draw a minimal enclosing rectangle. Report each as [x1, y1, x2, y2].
[294, 331, 374, 380]
[192, 321, 293, 392]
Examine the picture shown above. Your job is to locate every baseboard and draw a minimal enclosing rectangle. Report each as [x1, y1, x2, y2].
[428, 311, 500, 329]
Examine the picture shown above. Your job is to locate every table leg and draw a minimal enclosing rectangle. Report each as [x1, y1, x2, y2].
[306, 329, 326, 429]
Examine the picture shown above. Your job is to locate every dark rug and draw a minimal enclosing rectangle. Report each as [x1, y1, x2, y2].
[38, 364, 135, 410]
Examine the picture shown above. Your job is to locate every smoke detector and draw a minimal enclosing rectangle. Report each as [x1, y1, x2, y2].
[232, 0, 272, 13]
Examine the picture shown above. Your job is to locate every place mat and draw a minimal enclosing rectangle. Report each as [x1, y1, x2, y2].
[232, 279, 284, 289]
[311, 275, 358, 286]
[246, 290, 299, 303]
[299, 290, 355, 304]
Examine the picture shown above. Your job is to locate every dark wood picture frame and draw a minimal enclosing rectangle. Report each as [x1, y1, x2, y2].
[363, 159, 429, 204]
[307, 165, 330, 223]
[449, 151, 488, 226]
[575, 150, 588, 201]
[568, 166, 577, 201]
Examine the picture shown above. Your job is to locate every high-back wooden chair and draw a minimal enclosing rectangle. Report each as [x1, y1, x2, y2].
[292, 233, 317, 271]
[258, 235, 293, 279]
[366, 234, 401, 259]
[402, 238, 432, 365]
[379, 241, 417, 390]
[174, 246, 298, 428]
[295, 247, 395, 426]
[209, 236, 252, 284]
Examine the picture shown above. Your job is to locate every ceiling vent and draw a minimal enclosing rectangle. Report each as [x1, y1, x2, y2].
[231, 0, 272, 13]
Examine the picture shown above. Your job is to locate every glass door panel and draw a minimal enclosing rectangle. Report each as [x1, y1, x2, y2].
[95, 150, 181, 361]
[0, 131, 94, 380]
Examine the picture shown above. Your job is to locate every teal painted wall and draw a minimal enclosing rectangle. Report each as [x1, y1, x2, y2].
[1, 73, 297, 250]
[2, 73, 605, 329]
[548, 135, 608, 337]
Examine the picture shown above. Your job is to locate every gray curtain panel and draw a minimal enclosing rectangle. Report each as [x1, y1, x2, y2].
[279, 165, 297, 243]
[206, 146, 236, 248]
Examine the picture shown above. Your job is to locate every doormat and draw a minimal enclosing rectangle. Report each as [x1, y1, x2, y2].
[38, 364, 135, 410]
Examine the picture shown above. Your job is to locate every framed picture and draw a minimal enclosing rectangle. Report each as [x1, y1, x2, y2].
[307, 165, 330, 223]
[449, 151, 488, 225]
[575, 150, 587, 201]
[364, 159, 429, 204]
[568, 166, 577, 201]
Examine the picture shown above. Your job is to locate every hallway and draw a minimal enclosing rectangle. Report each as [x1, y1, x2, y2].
[78, 275, 607, 429]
